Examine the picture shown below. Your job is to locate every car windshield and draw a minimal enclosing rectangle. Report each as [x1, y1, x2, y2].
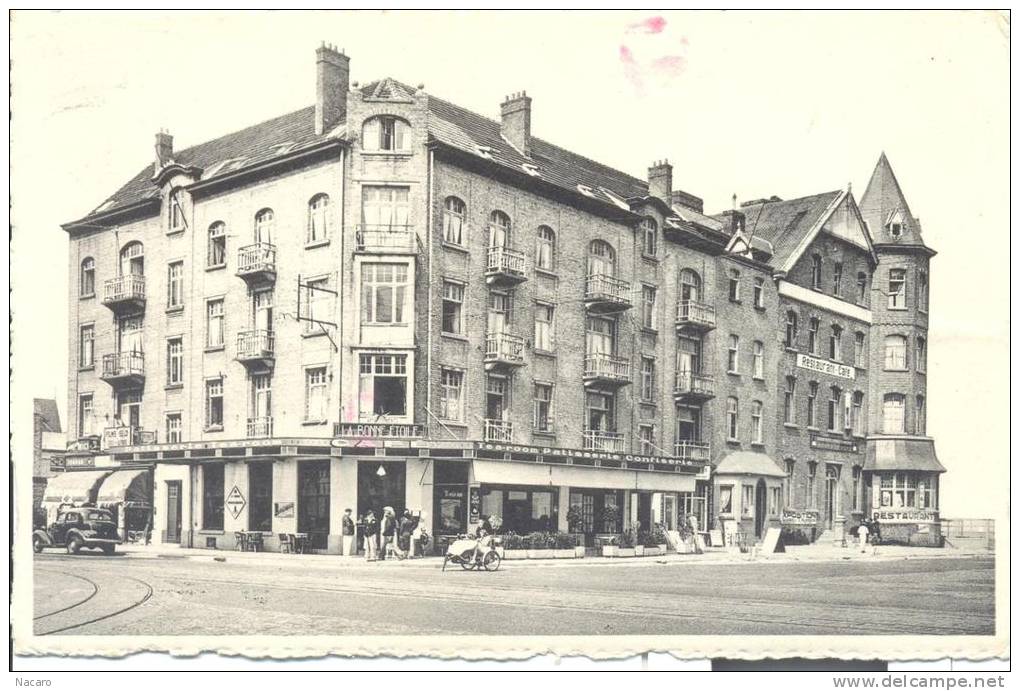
[85, 511, 112, 521]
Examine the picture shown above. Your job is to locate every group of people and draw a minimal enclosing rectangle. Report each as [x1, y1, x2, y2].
[342, 507, 429, 561]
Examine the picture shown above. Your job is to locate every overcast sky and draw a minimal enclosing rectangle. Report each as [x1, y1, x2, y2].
[10, 11, 1009, 517]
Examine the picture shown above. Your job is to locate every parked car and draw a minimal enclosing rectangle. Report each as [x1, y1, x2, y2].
[33, 507, 121, 555]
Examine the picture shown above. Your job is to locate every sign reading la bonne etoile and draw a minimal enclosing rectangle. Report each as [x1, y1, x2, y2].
[331, 423, 427, 442]
[795, 353, 855, 380]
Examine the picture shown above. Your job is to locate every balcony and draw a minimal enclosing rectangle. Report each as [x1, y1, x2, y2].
[583, 353, 631, 387]
[102, 425, 156, 449]
[583, 429, 625, 453]
[485, 246, 527, 286]
[673, 371, 715, 401]
[673, 440, 712, 463]
[236, 329, 275, 368]
[483, 419, 513, 443]
[100, 351, 145, 387]
[236, 243, 277, 283]
[675, 300, 716, 331]
[102, 275, 145, 313]
[247, 416, 274, 439]
[484, 332, 525, 369]
[355, 225, 417, 254]
[584, 273, 632, 313]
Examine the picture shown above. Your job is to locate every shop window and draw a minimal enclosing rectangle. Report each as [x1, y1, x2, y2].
[811, 254, 822, 290]
[358, 353, 408, 418]
[202, 463, 225, 531]
[884, 335, 908, 370]
[304, 367, 328, 422]
[167, 261, 184, 310]
[641, 285, 657, 330]
[254, 208, 274, 244]
[752, 341, 764, 379]
[439, 369, 464, 422]
[808, 317, 819, 355]
[769, 487, 781, 517]
[483, 486, 558, 534]
[854, 331, 866, 367]
[80, 257, 95, 297]
[783, 376, 796, 425]
[728, 269, 741, 302]
[741, 485, 755, 517]
[640, 357, 655, 402]
[361, 263, 409, 324]
[306, 193, 330, 244]
[442, 196, 466, 246]
[726, 397, 739, 440]
[440, 281, 464, 335]
[362, 115, 410, 152]
[753, 277, 765, 309]
[79, 324, 94, 368]
[207, 222, 226, 268]
[751, 400, 764, 444]
[882, 394, 905, 434]
[784, 311, 798, 348]
[205, 378, 224, 429]
[727, 334, 740, 373]
[534, 303, 554, 351]
[206, 299, 224, 349]
[536, 225, 556, 270]
[888, 268, 907, 309]
[166, 337, 184, 386]
[641, 217, 658, 257]
[533, 383, 553, 433]
[880, 472, 926, 508]
[718, 485, 734, 514]
[248, 462, 273, 532]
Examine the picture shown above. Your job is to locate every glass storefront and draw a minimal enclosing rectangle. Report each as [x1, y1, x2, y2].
[480, 485, 559, 534]
[568, 489, 623, 536]
[433, 460, 469, 537]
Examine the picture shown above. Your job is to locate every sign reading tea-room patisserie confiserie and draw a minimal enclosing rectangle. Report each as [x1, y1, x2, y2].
[795, 353, 855, 380]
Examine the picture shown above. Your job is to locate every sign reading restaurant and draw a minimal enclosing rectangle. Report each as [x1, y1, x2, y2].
[795, 353, 855, 380]
[331, 423, 427, 441]
[872, 509, 939, 524]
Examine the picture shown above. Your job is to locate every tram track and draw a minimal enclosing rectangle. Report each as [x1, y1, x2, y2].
[34, 570, 154, 636]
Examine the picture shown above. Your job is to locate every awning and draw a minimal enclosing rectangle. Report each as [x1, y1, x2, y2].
[714, 451, 787, 478]
[865, 438, 946, 473]
[41, 469, 113, 506]
[96, 468, 152, 508]
[471, 460, 695, 493]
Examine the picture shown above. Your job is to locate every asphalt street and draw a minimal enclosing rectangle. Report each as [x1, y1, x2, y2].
[32, 553, 994, 636]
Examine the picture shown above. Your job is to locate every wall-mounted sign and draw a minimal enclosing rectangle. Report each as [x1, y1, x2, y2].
[66, 436, 101, 453]
[64, 456, 95, 469]
[225, 486, 247, 519]
[468, 487, 481, 523]
[474, 441, 706, 472]
[274, 501, 295, 518]
[332, 423, 427, 441]
[809, 435, 860, 453]
[872, 509, 938, 524]
[796, 353, 855, 380]
[781, 508, 820, 525]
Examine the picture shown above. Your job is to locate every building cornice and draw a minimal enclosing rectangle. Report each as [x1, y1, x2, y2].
[777, 279, 873, 324]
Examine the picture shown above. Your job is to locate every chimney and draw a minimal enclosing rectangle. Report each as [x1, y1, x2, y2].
[647, 160, 672, 201]
[671, 189, 704, 213]
[719, 209, 746, 234]
[315, 42, 350, 136]
[500, 92, 532, 156]
[154, 130, 173, 172]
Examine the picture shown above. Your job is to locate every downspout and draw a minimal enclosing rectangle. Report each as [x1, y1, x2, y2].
[425, 148, 435, 420]
[336, 148, 345, 428]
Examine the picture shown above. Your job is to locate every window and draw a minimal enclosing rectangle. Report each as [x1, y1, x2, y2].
[120, 241, 145, 276]
[304, 367, 328, 422]
[854, 331, 866, 367]
[807, 462, 818, 509]
[167, 261, 184, 310]
[302, 278, 332, 334]
[728, 269, 740, 302]
[641, 217, 657, 257]
[784, 459, 795, 506]
[882, 394, 906, 433]
[489, 211, 513, 248]
[808, 317, 819, 354]
[827, 386, 842, 432]
[78, 394, 94, 437]
[361, 264, 409, 324]
[851, 391, 865, 436]
[207, 222, 226, 268]
[439, 369, 465, 421]
[752, 341, 764, 379]
[718, 485, 734, 514]
[205, 299, 224, 349]
[358, 353, 409, 418]
[79, 324, 94, 368]
[80, 257, 95, 297]
[534, 303, 554, 351]
[807, 381, 818, 427]
[727, 335, 740, 373]
[811, 254, 822, 290]
[918, 270, 928, 312]
[889, 220, 902, 237]
[915, 395, 926, 435]
[852, 466, 862, 511]
[202, 463, 225, 531]
[769, 486, 781, 517]
[585, 315, 616, 356]
[441, 281, 464, 335]
[249, 372, 273, 423]
[248, 462, 273, 532]
[751, 400, 763, 444]
[168, 188, 186, 232]
[639, 425, 655, 455]
[641, 285, 657, 330]
[533, 383, 553, 432]
[884, 335, 908, 370]
[166, 337, 184, 386]
[829, 324, 842, 361]
[166, 413, 182, 444]
[442, 197, 466, 246]
[117, 391, 142, 429]
[785, 311, 798, 348]
[640, 357, 655, 402]
[205, 378, 224, 429]
[488, 291, 513, 332]
[307, 193, 330, 244]
[888, 268, 906, 309]
[726, 397, 739, 440]
[856, 271, 868, 305]
[679, 269, 702, 302]
[536, 225, 556, 271]
[784, 376, 796, 425]
[362, 186, 410, 230]
[254, 208, 274, 244]
[916, 337, 927, 373]
[362, 115, 410, 152]
[832, 262, 843, 296]
[587, 239, 616, 276]
[742, 485, 755, 517]
[753, 277, 765, 309]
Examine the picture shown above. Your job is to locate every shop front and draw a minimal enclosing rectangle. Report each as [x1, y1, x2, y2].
[865, 436, 945, 546]
[713, 451, 786, 546]
[95, 467, 153, 542]
[41, 468, 113, 525]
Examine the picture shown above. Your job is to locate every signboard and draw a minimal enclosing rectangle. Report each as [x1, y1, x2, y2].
[872, 509, 938, 524]
[708, 529, 723, 547]
[64, 456, 95, 469]
[781, 508, 820, 525]
[475, 441, 707, 472]
[810, 435, 860, 453]
[66, 436, 101, 453]
[468, 486, 481, 523]
[761, 526, 786, 554]
[796, 353, 855, 380]
[225, 486, 247, 520]
[332, 423, 426, 441]
[102, 426, 135, 450]
[274, 501, 295, 518]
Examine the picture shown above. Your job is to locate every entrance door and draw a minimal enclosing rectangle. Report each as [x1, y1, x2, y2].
[357, 461, 407, 524]
[298, 460, 330, 550]
[636, 492, 652, 533]
[754, 479, 767, 539]
[825, 465, 840, 530]
[165, 481, 182, 543]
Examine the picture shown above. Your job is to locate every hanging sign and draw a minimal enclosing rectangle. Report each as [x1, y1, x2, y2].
[468, 487, 481, 523]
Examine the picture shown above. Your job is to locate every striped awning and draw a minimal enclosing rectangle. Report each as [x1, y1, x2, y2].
[865, 438, 946, 473]
[471, 460, 695, 493]
[41, 469, 113, 506]
[96, 468, 152, 508]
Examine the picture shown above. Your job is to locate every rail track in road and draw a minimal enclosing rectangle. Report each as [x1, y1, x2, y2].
[34, 568, 154, 636]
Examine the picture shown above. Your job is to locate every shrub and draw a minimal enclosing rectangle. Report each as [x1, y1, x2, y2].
[566, 506, 585, 534]
[553, 531, 576, 549]
[526, 531, 551, 550]
[615, 530, 634, 548]
[502, 532, 524, 550]
[649, 526, 668, 546]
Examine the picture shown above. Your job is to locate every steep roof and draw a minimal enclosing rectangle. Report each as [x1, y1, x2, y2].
[735, 191, 844, 268]
[858, 152, 930, 249]
[33, 398, 62, 433]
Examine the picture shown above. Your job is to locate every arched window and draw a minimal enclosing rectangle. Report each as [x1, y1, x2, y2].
[829, 324, 843, 361]
[207, 222, 226, 268]
[168, 187, 186, 232]
[536, 225, 556, 271]
[679, 269, 701, 302]
[783, 376, 797, 424]
[856, 271, 868, 305]
[254, 208, 274, 244]
[119, 242, 144, 276]
[442, 196, 466, 246]
[916, 336, 926, 373]
[884, 335, 908, 370]
[784, 310, 798, 348]
[811, 253, 823, 289]
[307, 193, 330, 244]
[588, 240, 616, 277]
[488, 210, 511, 248]
[362, 115, 411, 152]
[726, 396, 739, 440]
[641, 217, 658, 257]
[80, 257, 95, 297]
[883, 394, 906, 433]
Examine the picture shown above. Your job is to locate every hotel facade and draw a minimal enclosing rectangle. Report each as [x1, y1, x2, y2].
[57, 46, 944, 552]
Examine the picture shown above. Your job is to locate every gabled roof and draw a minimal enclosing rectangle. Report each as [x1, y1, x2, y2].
[858, 152, 930, 250]
[33, 398, 62, 433]
[736, 191, 843, 268]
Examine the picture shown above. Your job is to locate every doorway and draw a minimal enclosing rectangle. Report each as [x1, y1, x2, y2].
[635, 492, 652, 533]
[754, 479, 767, 539]
[357, 460, 406, 524]
[825, 465, 840, 530]
[165, 480, 182, 544]
[297, 460, 330, 550]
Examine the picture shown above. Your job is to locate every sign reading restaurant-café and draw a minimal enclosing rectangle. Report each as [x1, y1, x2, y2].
[796, 353, 855, 380]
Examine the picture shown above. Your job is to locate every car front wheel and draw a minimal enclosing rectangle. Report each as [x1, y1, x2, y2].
[32, 535, 44, 554]
[67, 536, 83, 555]
[101, 544, 115, 555]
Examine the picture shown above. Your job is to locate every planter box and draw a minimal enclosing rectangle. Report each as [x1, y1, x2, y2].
[526, 549, 549, 559]
[643, 547, 661, 557]
[634, 545, 646, 556]
[553, 549, 576, 559]
[503, 549, 528, 560]
[574, 545, 586, 558]
[603, 546, 636, 557]
[658, 543, 668, 553]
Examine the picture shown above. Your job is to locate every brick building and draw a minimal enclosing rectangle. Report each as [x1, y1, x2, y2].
[60, 45, 943, 552]
[32, 398, 65, 514]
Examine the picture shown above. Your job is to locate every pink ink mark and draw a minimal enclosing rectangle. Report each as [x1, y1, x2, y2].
[651, 54, 687, 77]
[627, 16, 667, 34]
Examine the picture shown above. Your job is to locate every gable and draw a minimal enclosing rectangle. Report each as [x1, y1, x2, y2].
[820, 194, 873, 253]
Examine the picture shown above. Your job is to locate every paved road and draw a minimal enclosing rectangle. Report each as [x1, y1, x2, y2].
[32, 553, 994, 636]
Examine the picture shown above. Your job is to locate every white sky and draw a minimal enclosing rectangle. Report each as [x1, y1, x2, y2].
[10, 10, 1009, 518]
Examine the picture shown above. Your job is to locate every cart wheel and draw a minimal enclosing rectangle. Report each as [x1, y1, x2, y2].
[483, 551, 502, 572]
[460, 557, 476, 571]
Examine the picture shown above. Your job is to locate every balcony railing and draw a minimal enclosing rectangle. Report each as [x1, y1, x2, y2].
[247, 416, 274, 439]
[102, 275, 146, 310]
[483, 419, 513, 443]
[355, 224, 417, 253]
[484, 331, 525, 367]
[674, 440, 712, 462]
[583, 429, 625, 453]
[674, 371, 715, 399]
[100, 351, 145, 384]
[676, 300, 716, 330]
[485, 246, 527, 284]
[584, 273, 632, 311]
[236, 329, 275, 364]
[583, 353, 631, 384]
[102, 425, 156, 449]
[236, 242, 277, 280]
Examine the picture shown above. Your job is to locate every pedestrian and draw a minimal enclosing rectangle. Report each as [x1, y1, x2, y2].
[857, 519, 869, 553]
[411, 511, 427, 558]
[398, 509, 414, 560]
[362, 511, 379, 561]
[380, 506, 396, 560]
[341, 508, 356, 557]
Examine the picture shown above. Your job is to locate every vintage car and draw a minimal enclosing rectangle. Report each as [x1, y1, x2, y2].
[33, 506, 121, 555]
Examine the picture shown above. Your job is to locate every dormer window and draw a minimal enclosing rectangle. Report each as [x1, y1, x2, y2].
[577, 184, 596, 198]
[362, 116, 410, 152]
[168, 188, 186, 233]
[889, 222, 902, 237]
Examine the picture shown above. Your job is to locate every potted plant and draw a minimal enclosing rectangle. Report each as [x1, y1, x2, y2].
[633, 530, 647, 557]
[603, 530, 636, 557]
[526, 531, 550, 559]
[676, 516, 696, 554]
[651, 525, 668, 554]
[502, 532, 527, 560]
[552, 531, 579, 558]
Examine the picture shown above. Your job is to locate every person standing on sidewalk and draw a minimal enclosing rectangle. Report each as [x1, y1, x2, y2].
[341, 508, 356, 556]
[379, 507, 396, 561]
[362, 511, 379, 561]
[397, 509, 414, 560]
[857, 520, 870, 553]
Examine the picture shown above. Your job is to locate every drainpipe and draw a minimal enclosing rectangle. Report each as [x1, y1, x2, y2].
[425, 148, 435, 419]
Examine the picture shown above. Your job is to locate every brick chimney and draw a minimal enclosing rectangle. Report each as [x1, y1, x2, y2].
[648, 160, 672, 201]
[500, 92, 532, 156]
[671, 189, 704, 213]
[315, 42, 350, 136]
[154, 130, 173, 173]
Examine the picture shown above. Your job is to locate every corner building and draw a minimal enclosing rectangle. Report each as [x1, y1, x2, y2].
[61, 46, 943, 552]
